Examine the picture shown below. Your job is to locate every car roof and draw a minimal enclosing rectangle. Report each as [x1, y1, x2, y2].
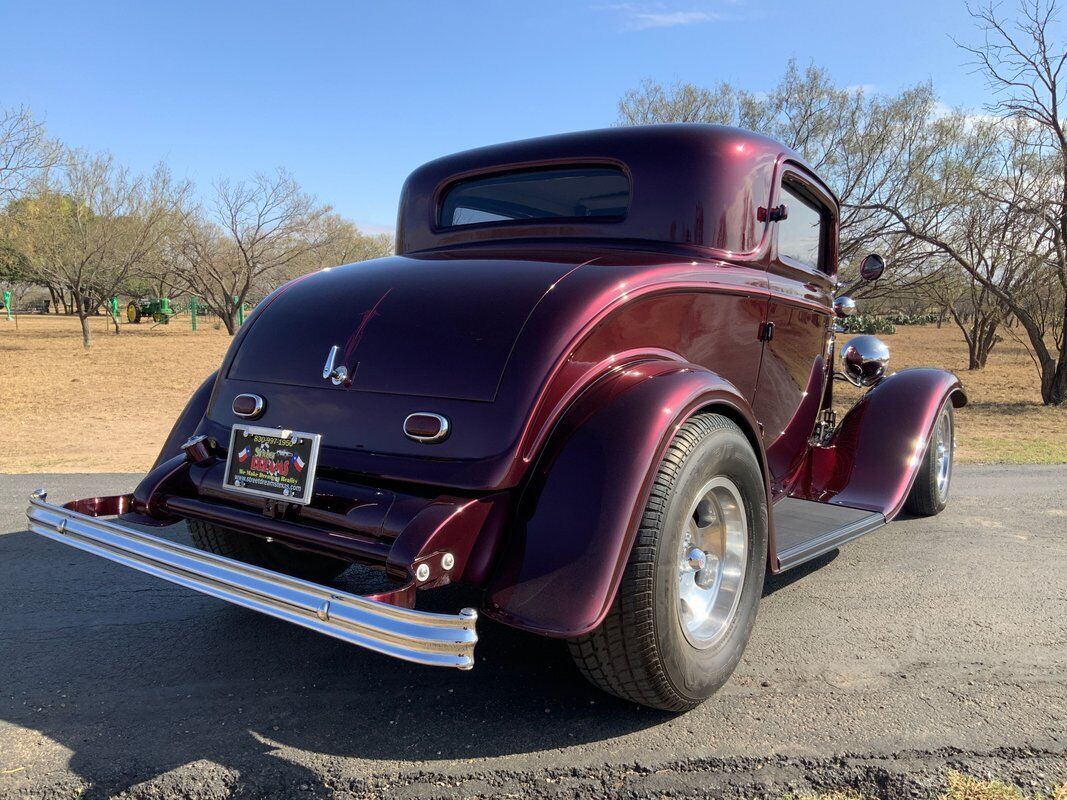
[396, 124, 830, 257]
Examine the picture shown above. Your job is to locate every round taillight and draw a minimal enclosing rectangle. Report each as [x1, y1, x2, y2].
[404, 412, 450, 443]
[232, 393, 265, 419]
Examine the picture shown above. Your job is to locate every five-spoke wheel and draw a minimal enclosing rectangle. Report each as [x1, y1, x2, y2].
[677, 477, 748, 650]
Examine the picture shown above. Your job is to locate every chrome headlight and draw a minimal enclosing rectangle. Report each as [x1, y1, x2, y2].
[841, 335, 890, 387]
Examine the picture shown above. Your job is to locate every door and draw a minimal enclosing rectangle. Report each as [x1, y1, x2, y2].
[753, 169, 837, 493]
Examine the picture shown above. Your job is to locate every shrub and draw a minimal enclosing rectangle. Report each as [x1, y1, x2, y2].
[884, 311, 938, 325]
[842, 314, 896, 335]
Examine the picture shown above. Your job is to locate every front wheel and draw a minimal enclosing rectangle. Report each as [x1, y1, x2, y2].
[904, 402, 955, 516]
[568, 413, 768, 711]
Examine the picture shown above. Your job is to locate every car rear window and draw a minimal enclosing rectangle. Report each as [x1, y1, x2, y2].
[439, 166, 630, 228]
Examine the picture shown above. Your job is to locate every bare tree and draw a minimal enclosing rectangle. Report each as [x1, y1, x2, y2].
[937, 273, 1008, 370]
[172, 169, 334, 334]
[0, 105, 58, 201]
[952, 0, 1067, 403]
[271, 213, 392, 287]
[868, 1, 1067, 401]
[859, 108, 1063, 394]
[7, 150, 189, 347]
[619, 79, 739, 125]
[884, 114, 1037, 370]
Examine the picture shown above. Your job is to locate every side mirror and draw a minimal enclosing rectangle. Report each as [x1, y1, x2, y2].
[859, 254, 886, 283]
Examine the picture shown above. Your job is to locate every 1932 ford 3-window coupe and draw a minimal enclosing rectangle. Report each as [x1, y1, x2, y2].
[28, 125, 965, 711]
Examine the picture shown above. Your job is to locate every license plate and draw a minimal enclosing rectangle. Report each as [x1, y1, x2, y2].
[223, 425, 322, 505]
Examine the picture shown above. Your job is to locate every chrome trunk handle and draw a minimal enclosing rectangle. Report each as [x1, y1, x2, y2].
[322, 345, 348, 386]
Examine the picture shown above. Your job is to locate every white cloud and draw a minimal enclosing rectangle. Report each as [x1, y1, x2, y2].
[600, 3, 734, 31]
[355, 220, 396, 236]
[627, 10, 720, 29]
[931, 100, 955, 119]
[928, 101, 1001, 128]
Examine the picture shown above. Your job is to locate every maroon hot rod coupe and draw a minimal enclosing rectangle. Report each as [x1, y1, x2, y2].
[28, 125, 964, 711]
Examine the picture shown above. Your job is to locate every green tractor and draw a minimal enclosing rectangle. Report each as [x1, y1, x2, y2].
[126, 297, 173, 324]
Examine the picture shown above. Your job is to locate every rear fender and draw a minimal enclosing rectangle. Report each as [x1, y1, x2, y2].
[151, 371, 219, 470]
[483, 360, 768, 638]
[799, 368, 966, 518]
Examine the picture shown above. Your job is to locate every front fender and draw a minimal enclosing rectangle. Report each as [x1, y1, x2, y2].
[801, 368, 966, 517]
[151, 371, 219, 470]
[483, 360, 767, 638]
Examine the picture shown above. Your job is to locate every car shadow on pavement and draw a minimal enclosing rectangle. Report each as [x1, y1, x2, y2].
[762, 549, 839, 596]
[1, 525, 670, 798]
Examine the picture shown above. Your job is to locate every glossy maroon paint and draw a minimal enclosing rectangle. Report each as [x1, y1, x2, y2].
[136, 124, 964, 636]
[200, 247, 774, 491]
[63, 494, 134, 517]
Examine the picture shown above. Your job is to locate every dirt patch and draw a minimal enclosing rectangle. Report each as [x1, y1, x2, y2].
[2, 314, 230, 472]
[1, 315, 1064, 472]
[836, 325, 1067, 465]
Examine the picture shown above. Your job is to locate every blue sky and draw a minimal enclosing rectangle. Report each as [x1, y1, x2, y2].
[0, 1, 1029, 232]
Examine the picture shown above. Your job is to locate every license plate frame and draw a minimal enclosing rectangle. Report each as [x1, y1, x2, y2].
[223, 425, 322, 505]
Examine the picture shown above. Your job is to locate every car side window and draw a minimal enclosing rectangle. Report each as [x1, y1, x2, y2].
[777, 182, 827, 272]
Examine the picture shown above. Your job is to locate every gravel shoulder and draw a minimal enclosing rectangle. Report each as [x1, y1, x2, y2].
[1, 466, 1064, 799]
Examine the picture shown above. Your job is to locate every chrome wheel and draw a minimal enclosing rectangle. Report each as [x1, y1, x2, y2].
[677, 476, 748, 649]
[934, 406, 953, 502]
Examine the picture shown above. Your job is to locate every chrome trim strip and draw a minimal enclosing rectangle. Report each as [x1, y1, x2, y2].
[25, 490, 477, 669]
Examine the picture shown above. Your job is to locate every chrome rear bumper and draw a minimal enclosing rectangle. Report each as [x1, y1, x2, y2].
[26, 490, 478, 669]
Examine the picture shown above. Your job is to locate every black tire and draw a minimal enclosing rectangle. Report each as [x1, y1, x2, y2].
[568, 413, 768, 711]
[127, 302, 141, 324]
[187, 519, 350, 583]
[904, 402, 955, 516]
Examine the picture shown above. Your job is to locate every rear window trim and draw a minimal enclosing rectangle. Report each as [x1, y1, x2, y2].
[433, 161, 631, 232]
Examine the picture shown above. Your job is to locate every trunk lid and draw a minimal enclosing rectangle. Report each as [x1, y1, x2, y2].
[227, 252, 579, 402]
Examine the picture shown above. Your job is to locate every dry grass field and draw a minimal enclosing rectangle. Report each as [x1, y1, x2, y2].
[2, 314, 231, 472]
[802, 772, 1067, 800]
[835, 324, 1067, 465]
[1, 313, 1065, 473]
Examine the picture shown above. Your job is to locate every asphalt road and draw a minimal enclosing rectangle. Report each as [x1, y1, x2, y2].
[1, 466, 1065, 799]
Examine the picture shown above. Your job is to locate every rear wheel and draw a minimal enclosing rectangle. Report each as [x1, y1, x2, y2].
[568, 413, 768, 711]
[904, 402, 954, 516]
[127, 302, 140, 323]
[187, 519, 350, 583]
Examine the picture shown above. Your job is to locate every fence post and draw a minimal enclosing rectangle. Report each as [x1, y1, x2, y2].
[3, 290, 11, 321]
[190, 296, 198, 331]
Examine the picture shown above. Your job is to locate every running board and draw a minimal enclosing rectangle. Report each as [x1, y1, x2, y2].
[773, 497, 886, 571]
